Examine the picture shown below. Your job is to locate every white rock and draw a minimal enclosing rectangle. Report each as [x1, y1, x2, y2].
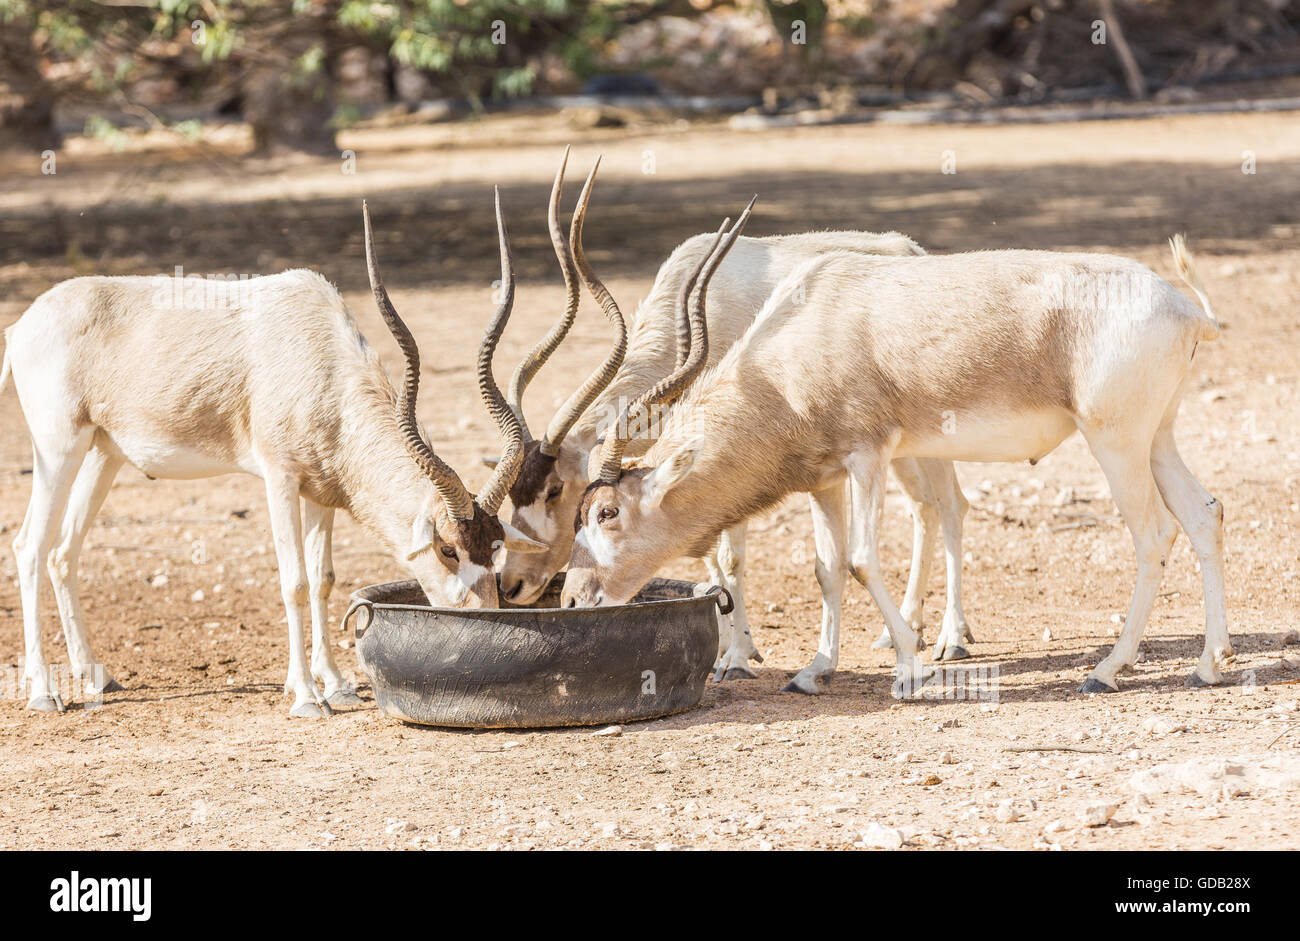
[1142, 716, 1187, 736]
[893, 751, 914, 763]
[151, 574, 169, 588]
[860, 821, 904, 850]
[191, 589, 205, 603]
[590, 725, 623, 737]
[939, 751, 956, 765]
[995, 800, 1022, 823]
[1078, 803, 1117, 828]
[1042, 627, 1053, 642]
[385, 820, 415, 835]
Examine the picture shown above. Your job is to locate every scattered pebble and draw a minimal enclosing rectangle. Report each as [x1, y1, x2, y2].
[859, 821, 904, 850]
[1079, 803, 1118, 828]
[591, 725, 623, 737]
[1142, 716, 1188, 736]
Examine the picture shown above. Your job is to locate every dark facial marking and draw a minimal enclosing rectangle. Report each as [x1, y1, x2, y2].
[508, 440, 559, 508]
[439, 503, 506, 567]
[574, 481, 606, 534]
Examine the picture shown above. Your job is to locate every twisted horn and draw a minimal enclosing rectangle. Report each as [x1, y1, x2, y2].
[362, 201, 475, 520]
[540, 155, 627, 456]
[672, 223, 725, 371]
[505, 146, 581, 443]
[475, 188, 526, 516]
[596, 197, 755, 483]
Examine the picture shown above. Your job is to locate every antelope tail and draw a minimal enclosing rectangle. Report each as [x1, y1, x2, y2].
[1169, 233, 1221, 341]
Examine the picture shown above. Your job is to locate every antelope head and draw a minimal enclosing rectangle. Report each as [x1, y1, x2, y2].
[497, 149, 630, 604]
[363, 192, 546, 609]
[560, 200, 754, 607]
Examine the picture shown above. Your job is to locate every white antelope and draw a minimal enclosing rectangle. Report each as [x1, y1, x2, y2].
[499, 151, 975, 681]
[1, 192, 544, 717]
[563, 232, 1228, 696]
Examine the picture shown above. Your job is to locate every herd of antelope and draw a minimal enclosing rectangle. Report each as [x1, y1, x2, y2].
[2, 147, 1231, 717]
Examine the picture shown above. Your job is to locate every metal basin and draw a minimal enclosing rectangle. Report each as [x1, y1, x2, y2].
[343, 575, 731, 729]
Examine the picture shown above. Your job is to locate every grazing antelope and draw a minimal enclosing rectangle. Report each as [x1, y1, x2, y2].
[499, 150, 974, 679]
[1, 192, 544, 717]
[563, 234, 1228, 696]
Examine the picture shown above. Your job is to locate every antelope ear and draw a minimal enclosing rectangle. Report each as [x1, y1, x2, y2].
[644, 436, 702, 508]
[501, 520, 547, 554]
[407, 514, 437, 561]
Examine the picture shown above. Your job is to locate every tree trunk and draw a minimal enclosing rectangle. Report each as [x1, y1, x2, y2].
[0, 90, 60, 152]
[241, 32, 338, 156]
[0, 25, 61, 152]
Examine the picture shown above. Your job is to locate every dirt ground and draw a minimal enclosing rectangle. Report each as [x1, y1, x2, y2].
[1, 108, 1298, 850]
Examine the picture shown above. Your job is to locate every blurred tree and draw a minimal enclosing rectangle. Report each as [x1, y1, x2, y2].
[763, 0, 829, 76]
[0, 0, 666, 153]
[0, 0, 159, 150]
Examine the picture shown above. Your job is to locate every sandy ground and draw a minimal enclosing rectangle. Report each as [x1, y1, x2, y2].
[0, 109, 1298, 850]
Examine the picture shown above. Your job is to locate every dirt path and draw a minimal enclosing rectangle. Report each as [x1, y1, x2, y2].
[0, 110, 1298, 849]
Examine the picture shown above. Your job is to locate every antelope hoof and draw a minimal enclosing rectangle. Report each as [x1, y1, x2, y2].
[939, 645, 970, 662]
[27, 694, 66, 713]
[326, 686, 362, 707]
[1185, 671, 1221, 688]
[289, 699, 333, 719]
[723, 667, 758, 682]
[83, 675, 124, 696]
[1078, 676, 1119, 694]
[871, 630, 894, 651]
[782, 670, 830, 695]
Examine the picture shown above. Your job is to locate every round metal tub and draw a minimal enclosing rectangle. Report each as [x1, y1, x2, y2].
[343, 575, 731, 729]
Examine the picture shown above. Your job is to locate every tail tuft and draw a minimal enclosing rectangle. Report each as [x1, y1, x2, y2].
[1169, 233, 1221, 341]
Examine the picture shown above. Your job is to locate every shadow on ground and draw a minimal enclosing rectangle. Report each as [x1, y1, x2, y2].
[3, 158, 1296, 298]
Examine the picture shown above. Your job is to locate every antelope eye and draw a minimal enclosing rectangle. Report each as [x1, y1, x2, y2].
[546, 485, 564, 502]
[440, 545, 458, 560]
[598, 506, 619, 523]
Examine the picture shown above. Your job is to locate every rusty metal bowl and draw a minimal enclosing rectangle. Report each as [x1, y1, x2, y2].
[342, 575, 731, 729]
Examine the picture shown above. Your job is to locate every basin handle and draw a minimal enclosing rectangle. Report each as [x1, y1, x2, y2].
[707, 584, 735, 616]
[341, 598, 375, 639]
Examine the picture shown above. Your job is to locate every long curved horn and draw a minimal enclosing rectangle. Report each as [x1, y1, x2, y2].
[672, 224, 724, 371]
[362, 201, 475, 520]
[540, 155, 627, 456]
[475, 188, 526, 516]
[596, 197, 755, 483]
[505, 146, 581, 442]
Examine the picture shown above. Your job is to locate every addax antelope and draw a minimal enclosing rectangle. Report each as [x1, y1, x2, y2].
[1, 192, 543, 717]
[499, 150, 975, 679]
[563, 235, 1227, 696]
